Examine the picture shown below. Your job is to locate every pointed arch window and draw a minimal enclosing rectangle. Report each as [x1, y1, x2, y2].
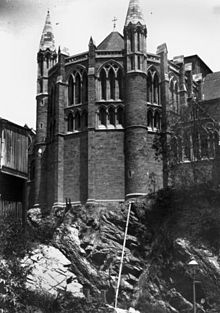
[117, 69, 123, 100]
[169, 78, 179, 112]
[75, 73, 81, 104]
[100, 69, 107, 100]
[108, 107, 115, 126]
[214, 131, 219, 156]
[153, 73, 160, 104]
[99, 107, 107, 127]
[200, 131, 209, 159]
[117, 107, 124, 126]
[67, 113, 73, 132]
[177, 137, 183, 162]
[154, 111, 161, 130]
[75, 111, 81, 131]
[68, 75, 74, 106]
[109, 68, 115, 100]
[147, 73, 153, 103]
[82, 72, 88, 103]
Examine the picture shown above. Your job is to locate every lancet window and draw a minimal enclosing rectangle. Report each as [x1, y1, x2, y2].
[97, 106, 124, 128]
[169, 77, 179, 112]
[68, 69, 88, 106]
[147, 69, 160, 105]
[98, 63, 123, 101]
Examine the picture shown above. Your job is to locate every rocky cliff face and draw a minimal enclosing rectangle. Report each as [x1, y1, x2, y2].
[26, 186, 220, 313]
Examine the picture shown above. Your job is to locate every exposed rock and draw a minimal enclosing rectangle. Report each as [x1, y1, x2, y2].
[21, 245, 83, 298]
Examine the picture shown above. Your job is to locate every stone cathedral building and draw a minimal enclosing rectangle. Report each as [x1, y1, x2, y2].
[33, 0, 220, 208]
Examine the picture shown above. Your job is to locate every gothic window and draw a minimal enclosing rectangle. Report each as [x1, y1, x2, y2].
[147, 73, 153, 103]
[117, 107, 124, 126]
[130, 56, 135, 70]
[169, 77, 179, 112]
[117, 69, 123, 100]
[109, 68, 115, 100]
[147, 110, 153, 129]
[100, 69, 107, 100]
[82, 72, 88, 103]
[137, 56, 141, 70]
[81, 110, 88, 129]
[75, 73, 81, 104]
[200, 131, 208, 159]
[75, 111, 81, 131]
[99, 107, 107, 127]
[153, 73, 160, 104]
[154, 111, 160, 130]
[130, 32, 134, 52]
[99, 63, 123, 101]
[108, 107, 115, 126]
[68, 75, 74, 106]
[137, 32, 141, 51]
[209, 133, 214, 158]
[67, 113, 73, 132]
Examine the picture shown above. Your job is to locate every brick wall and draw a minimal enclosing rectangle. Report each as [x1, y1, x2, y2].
[94, 130, 125, 200]
[64, 132, 88, 203]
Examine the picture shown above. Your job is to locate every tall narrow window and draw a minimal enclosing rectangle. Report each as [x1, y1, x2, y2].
[147, 73, 153, 103]
[75, 111, 81, 131]
[109, 107, 115, 126]
[137, 32, 141, 51]
[154, 112, 160, 130]
[82, 72, 88, 103]
[75, 73, 81, 104]
[214, 131, 219, 156]
[153, 74, 159, 104]
[171, 137, 178, 160]
[99, 107, 106, 126]
[178, 137, 183, 162]
[67, 113, 73, 132]
[183, 132, 191, 160]
[117, 107, 124, 126]
[109, 68, 115, 100]
[174, 82, 179, 112]
[201, 132, 208, 159]
[100, 69, 107, 100]
[117, 69, 123, 100]
[68, 75, 74, 106]
[147, 110, 153, 129]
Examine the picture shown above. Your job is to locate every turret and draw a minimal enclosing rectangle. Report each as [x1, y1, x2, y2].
[35, 11, 57, 207]
[124, 0, 149, 198]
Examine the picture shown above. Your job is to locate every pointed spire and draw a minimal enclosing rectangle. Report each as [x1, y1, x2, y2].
[39, 10, 56, 51]
[125, 0, 145, 26]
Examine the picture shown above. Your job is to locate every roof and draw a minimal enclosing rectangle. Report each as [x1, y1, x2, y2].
[203, 71, 220, 101]
[125, 0, 145, 26]
[39, 11, 56, 51]
[97, 31, 124, 51]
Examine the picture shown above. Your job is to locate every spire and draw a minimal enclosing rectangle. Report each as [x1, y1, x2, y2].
[39, 10, 55, 51]
[125, 0, 145, 26]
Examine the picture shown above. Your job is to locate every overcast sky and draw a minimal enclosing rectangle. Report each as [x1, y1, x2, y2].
[0, 0, 220, 129]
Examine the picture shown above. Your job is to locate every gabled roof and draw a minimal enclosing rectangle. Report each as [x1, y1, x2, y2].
[203, 71, 220, 101]
[125, 0, 145, 26]
[39, 11, 55, 51]
[97, 31, 124, 51]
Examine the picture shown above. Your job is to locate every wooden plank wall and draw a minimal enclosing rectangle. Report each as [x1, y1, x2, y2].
[1, 129, 28, 174]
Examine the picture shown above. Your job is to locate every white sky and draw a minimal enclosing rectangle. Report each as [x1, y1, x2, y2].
[0, 0, 220, 129]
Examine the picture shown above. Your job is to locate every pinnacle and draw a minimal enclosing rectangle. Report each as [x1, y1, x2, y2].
[39, 10, 56, 51]
[125, 0, 145, 26]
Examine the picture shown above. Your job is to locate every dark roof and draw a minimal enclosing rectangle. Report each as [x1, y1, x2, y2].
[97, 31, 124, 51]
[184, 55, 212, 74]
[203, 71, 220, 101]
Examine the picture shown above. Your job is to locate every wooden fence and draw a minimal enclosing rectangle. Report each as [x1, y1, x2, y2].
[0, 199, 23, 221]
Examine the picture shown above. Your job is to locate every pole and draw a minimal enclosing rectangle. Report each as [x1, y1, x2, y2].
[193, 270, 196, 313]
[114, 201, 132, 309]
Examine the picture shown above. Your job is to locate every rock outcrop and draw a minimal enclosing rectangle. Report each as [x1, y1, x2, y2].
[26, 186, 220, 312]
